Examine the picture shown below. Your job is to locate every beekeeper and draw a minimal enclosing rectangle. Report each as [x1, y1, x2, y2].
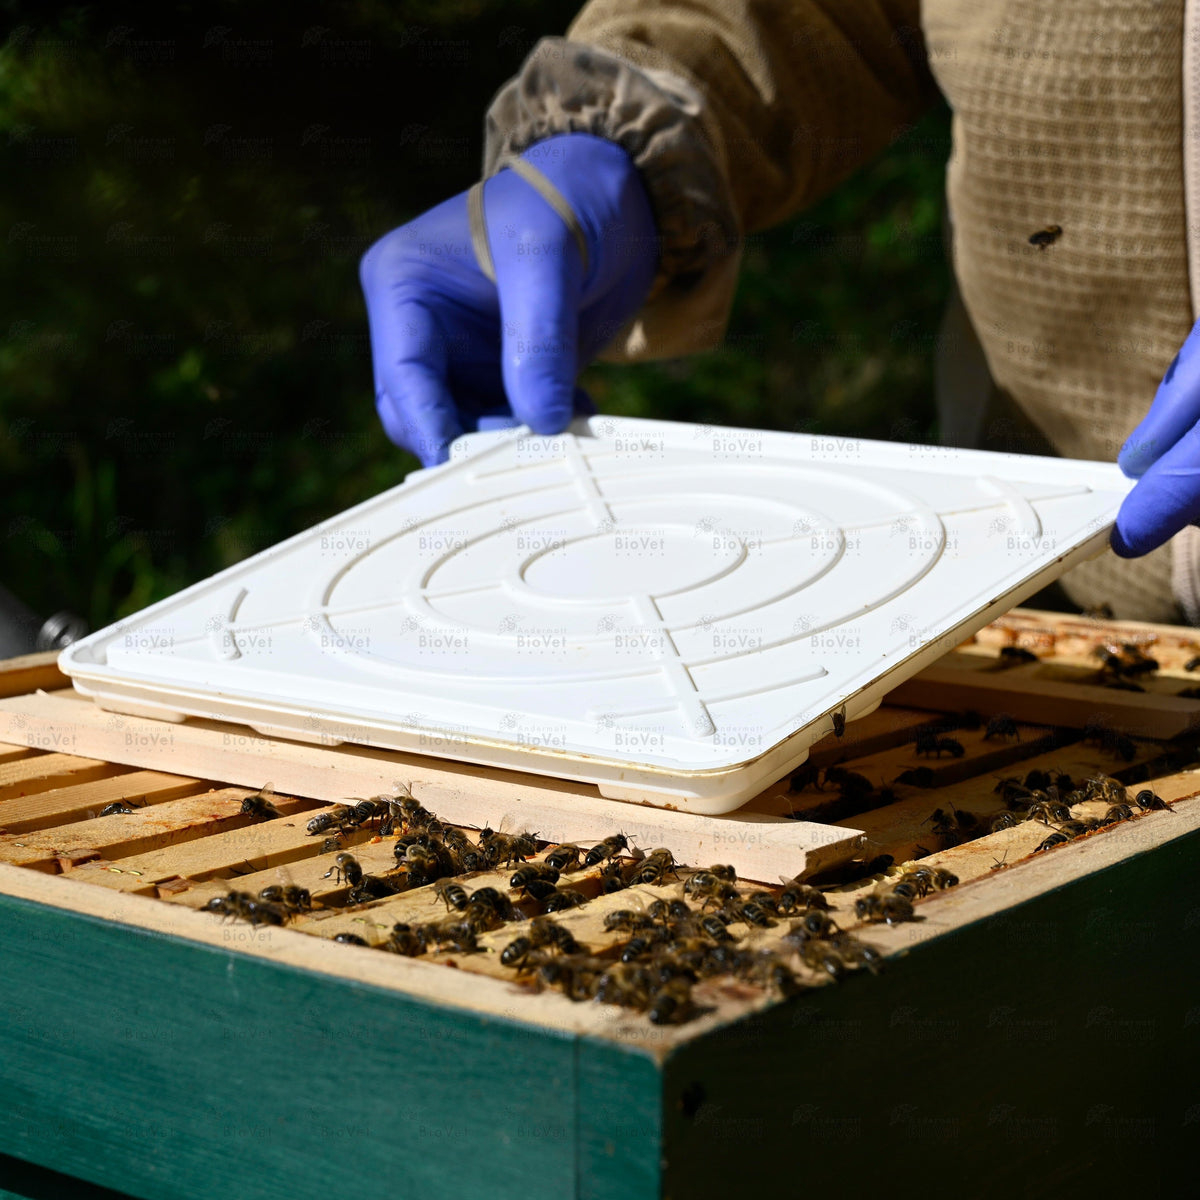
[359, 1, 1200, 625]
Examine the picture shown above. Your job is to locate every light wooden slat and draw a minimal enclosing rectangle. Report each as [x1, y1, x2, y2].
[0, 650, 68, 698]
[0, 689, 864, 882]
[0, 770, 202, 835]
[890, 651, 1200, 738]
[0, 788, 315, 871]
[0, 752, 123, 802]
[68, 807, 379, 893]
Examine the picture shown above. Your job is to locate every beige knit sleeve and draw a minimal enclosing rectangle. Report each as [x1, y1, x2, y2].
[483, 1, 937, 361]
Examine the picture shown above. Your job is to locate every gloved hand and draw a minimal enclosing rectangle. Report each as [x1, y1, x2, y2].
[359, 133, 658, 466]
[1113, 320, 1200, 556]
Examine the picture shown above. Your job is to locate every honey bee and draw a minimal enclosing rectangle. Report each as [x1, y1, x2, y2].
[1025, 798, 1072, 826]
[895, 766, 936, 788]
[332, 932, 369, 946]
[239, 783, 282, 821]
[1028, 224, 1062, 250]
[433, 880, 470, 912]
[633, 848, 678, 886]
[853, 891, 915, 925]
[214, 890, 291, 926]
[544, 843, 584, 873]
[99, 801, 138, 816]
[827, 932, 884, 976]
[347, 874, 401, 904]
[604, 909, 656, 933]
[538, 954, 606, 1001]
[529, 916, 580, 953]
[984, 715, 1019, 741]
[682, 870, 738, 909]
[1034, 831, 1070, 852]
[831, 705, 847, 738]
[383, 923, 426, 956]
[1102, 803, 1134, 824]
[422, 918, 479, 953]
[479, 825, 538, 868]
[997, 645, 1039, 666]
[1057, 819, 1100, 838]
[924, 806, 978, 838]
[648, 978, 697, 1024]
[1134, 789, 1174, 813]
[258, 884, 311, 914]
[541, 887, 588, 913]
[306, 805, 355, 836]
[619, 927, 672, 962]
[1083, 776, 1127, 805]
[402, 842, 454, 887]
[990, 812, 1020, 833]
[598, 859, 629, 894]
[324, 853, 363, 888]
[791, 937, 848, 983]
[776, 878, 830, 914]
[1186, 655, 1200, 672]
[463, 898, 508, 933]
[745, 890, 781, 915]
[595, 963, 654, 1010]
[442, 828, 486, 873]
[510, 863, 560, 893]
[823, 766, 873, 797]
[788, 762, 822, 792]
[719, 896, 776, 928]
[584, 834, 629, 867]
[465, 887, 516, 922]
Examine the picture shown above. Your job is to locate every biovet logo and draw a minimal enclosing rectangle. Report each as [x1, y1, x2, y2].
[320, 528, 371, 555]
[712, 431, 763, 459]
[809, 628, 862, 653]
[318, 625, 370, 652]
[515, 626, 568, 654]
[611, 625, 668, 655]
[121, 629, 175, 651]
[712, 723, 764, 749]
[418, 527, 469, 554]
[709, 625, 764, 653]
[613, 531, 665, 556]
[612, 725, 666, 750]
[514, 527, 567, 554]
[612, 435, 665, 459]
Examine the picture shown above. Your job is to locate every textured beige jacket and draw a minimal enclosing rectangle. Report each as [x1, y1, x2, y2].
[484, 1, 1198, 622]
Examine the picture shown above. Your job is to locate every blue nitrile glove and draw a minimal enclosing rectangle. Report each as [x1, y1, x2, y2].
[1113, 320, 1200, 556]
[359, 133, 658, 466]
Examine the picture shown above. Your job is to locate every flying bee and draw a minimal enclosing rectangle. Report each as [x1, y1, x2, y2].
[633, 848, 678, 886]
[433, 880, 470, 912]
[777, 878, 830, 914]
[239, 783, 281, 821]
[584, 834, 628, 867]
[307, 805, 355, 836]
[984, 715, 1019, 741]
[541, 888, 588, 913]
[544, 843, 584, 873]
[324, 852, 363, 888]
[1134, 789, 1174, 813]
[1028, 224, 1062, 250]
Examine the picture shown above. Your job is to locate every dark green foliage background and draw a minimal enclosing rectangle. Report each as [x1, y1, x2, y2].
[0, 1, 950, 630]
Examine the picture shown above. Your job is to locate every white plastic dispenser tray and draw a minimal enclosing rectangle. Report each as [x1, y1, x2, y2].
[60, 417, 1135, 814]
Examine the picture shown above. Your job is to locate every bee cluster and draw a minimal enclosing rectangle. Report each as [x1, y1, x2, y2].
[496, 867, 894, 1025]
[990, 770, 1171, 853]
[196, 788, 941, 1026]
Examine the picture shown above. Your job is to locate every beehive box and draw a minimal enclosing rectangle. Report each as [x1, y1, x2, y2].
[2, 609, 1199, 1199]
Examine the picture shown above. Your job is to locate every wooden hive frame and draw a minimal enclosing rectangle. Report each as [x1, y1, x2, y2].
[2, 609, 1200, 1198]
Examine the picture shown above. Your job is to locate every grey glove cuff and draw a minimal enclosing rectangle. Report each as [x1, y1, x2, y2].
[483, 36, 742, 361]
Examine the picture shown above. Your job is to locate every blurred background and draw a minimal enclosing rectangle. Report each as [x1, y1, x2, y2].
[1, 0, 951, 635]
